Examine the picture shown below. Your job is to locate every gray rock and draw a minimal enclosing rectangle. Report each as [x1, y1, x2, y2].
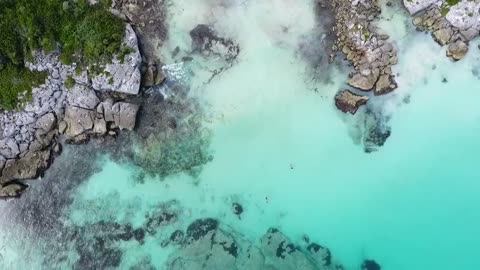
[0, 155, 5, 170]
[0, 138, 20, 159]
[433, 28, 453, 46]
[335, 90, 369, 115]
[347, 69, 380, 91]
[0, 149, 51, 184]
[112, 102, 139, 130]
[64, 106, 95, 137]
[67, 85, 100, 110]
[375, 74, 397, 95]
[97, 99, 115, 123]
[58, 121, 67, 134]
[35, 113, 57, 132]
[93, 118, 108, 135]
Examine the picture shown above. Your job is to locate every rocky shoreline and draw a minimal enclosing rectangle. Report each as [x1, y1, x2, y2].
[0, 19, 145, 198]
[331, 0, 480, 150]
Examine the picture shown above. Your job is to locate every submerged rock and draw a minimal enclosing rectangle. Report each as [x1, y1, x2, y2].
[335, 90, 368, 115]
[186, 218, 219, 241]
[363, 110, 391, 153]
[190, 24, 240, 62]
[362, 259, 381, 270]
[91, 24, 142, 95]
[232, 202, 244, 217]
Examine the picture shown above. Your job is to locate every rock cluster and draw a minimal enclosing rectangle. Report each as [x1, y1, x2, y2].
[190, 24, 241, 63]
[335, 90, 369, 114]
[0, 24, 142, 199]
[407, 0, 480, 61]
[164, 219, 345, 270]
[328, 0, 398, 98]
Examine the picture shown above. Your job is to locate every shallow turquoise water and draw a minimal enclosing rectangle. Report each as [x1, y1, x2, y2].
[2, 0, 480, 269]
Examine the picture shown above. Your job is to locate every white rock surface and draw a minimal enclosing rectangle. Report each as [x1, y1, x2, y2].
[403, 0, 440, 15]
[91, 24, 142, 95]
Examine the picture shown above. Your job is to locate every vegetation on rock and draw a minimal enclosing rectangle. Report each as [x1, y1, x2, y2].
[0, 0, 125, 109]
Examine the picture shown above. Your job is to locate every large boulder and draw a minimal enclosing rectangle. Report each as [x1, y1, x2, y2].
[347, 69, 380, 91]
[374, 74, 397, 95]
[64, 106, 95, 137]
[432, 28, 454, 46]
[112, 102, 139, 130]
[335, 90, 369, 115]
[66, 84, 100, 109]
[447, 40, 468, 61]
[35, 113, 57, 132]
[0, 149, 51, 184]
[91, 24, 142, 95]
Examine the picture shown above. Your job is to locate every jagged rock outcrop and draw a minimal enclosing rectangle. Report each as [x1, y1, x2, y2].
[91, 24, 142, 95]
[405, 0, 480, 60]
[190, 24, 240, 62]
[111, 0, 168, 63]
[164, 219, 344, 270]
[362, 259, 381, 270]
[335, 90, 369, 114]
[0, 23, 142, 198]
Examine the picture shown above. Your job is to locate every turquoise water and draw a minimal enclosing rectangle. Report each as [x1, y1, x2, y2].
[2, 0, 480, 269]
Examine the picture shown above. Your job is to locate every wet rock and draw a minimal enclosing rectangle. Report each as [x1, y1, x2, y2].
[447, 40, 469, 61]
[0, 182, 27, 198]
[335, 90, 368, 115]
[0, 138, 20, 159]
[0, 149, 51, 184]
[362, 259, 381, 270]
[347, 69, 380, 91]
[307, 243, 332, 266]
[142, 63, 165, 87]
[433, 28, 454, 46]
[363, 110, 391, 153]
[374, 74, 397, 95]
